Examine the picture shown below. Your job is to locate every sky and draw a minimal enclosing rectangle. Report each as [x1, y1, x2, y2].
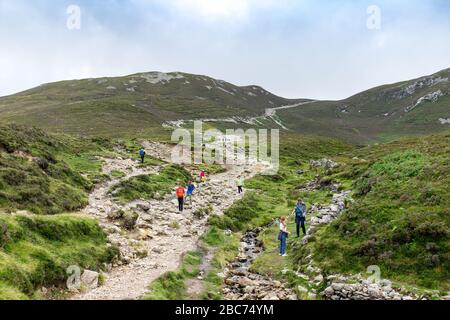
[0, 0, 450, 99]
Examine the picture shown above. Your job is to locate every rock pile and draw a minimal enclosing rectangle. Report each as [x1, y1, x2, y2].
[319, 273, 438, 300]
[309, 159, 339, 169]
[302, 190, 351, 244]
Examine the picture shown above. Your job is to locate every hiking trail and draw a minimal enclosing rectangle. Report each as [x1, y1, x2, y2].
[72, 141, 270, 300]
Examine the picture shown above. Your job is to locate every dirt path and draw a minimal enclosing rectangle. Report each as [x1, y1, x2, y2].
[72, 142, 270, 300]
[163, 101, 316, 130]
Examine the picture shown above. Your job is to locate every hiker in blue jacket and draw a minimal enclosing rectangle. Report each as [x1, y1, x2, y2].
[291, 199, 307, 238]
[139, 148, 146, 164]
[186, 181, 195, 205]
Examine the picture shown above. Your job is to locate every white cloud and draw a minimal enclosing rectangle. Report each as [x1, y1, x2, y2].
[172, 0, 250, 19]
[0, 0, 449, 100]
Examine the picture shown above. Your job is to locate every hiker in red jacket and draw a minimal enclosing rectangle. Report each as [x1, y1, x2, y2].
[176, 185, 185, 212]
[200, 170, 205, 183]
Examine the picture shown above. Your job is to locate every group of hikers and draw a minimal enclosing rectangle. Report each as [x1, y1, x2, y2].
[174, 171, 246, 213]
[139, 146, 245, 213]
[138, 147, 306, 258]
[278, 199, 308, 256]
[175, 178, 198, 213]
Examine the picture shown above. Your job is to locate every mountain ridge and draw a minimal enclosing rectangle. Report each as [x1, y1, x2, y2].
[0, 68, 449, 142]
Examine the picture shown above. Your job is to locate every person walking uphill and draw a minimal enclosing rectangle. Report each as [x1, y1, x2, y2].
[200, 170, 205, 183]
[186, 181, 195, 205]
[236, 175, 244, 194]
[291, 199, 307, 238]
[139, 148, 146, 164]
[278, 216, 289, 257]
[176, 185, 185, 212]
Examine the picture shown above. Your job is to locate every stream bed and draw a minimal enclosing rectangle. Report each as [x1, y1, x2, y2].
[222, 226, 297, 300]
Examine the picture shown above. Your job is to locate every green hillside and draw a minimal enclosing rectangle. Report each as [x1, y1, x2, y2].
[0, 124, 120, 299]
[198, 132, 449, 299]
[0, 69, 448, 142]
[302, 133, 450, 291]
[278, 68, 450, 143]
[0, 72, 303, 138]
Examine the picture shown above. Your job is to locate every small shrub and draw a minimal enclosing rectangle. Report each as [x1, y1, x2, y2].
[169, 221, 180, 229]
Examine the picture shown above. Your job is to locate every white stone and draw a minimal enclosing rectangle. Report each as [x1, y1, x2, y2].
[80, 270, 99, 289]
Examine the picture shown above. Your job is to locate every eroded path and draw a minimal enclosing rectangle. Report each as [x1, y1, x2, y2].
[73, 142, 269, 300]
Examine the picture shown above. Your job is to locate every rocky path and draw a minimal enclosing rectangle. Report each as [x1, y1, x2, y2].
[164, 101, 316, 130]
[72, 142, 270, 300]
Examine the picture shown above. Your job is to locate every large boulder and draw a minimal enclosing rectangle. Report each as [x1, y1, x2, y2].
[81, 270, 99, 289]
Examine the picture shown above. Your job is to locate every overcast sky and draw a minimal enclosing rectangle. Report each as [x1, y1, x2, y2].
[1, 0, 450, 99]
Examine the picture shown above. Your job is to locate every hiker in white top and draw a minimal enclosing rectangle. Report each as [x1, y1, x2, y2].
[278, 216, 289, 256]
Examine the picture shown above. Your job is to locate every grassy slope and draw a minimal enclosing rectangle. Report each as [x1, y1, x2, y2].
[0, 125, 123, 299]
[0, 124, 113, 214]
[0, 213, 117, 299]
[110, 164, 192, 203]
[192, 135, 353, 299]
[144, 251, 203, 300]
[0, 72, 303, 138]
[278, 68, 450, 143]
[183, 132, 449, 299]
[301, 134, 450, 292]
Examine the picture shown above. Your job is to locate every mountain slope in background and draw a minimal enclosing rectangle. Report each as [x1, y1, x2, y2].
[278, 68, 450, 142]
[0, 72, 304, 137]
[0, 69, 449, 142]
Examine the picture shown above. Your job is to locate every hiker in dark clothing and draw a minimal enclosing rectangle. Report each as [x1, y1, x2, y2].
[236, 176, 244, 194]
[291, 199, 307, 238]
[139, 148, 146, 164]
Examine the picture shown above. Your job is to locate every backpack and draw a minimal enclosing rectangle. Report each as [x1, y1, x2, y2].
[176, 187, 185, 198]
[139, 149, 145, 157]
[295, 204, 305, 219]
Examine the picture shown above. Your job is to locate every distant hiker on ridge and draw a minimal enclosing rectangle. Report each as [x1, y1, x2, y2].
[291, 199, 307, 238]
[176, 184, 186, 213]
[139, 147, 146, 164]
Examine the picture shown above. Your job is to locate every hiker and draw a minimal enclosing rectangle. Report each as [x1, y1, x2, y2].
[176, 185, 185, 212]
[139, 148, 146, 164]
[291, 199, 307, 238]
[200, 170, 205, 183]
[195, 175, 203, 193]
[186, 181, 195, 205]
[236, 175, 244, 194]
[278, 216, 289, 257]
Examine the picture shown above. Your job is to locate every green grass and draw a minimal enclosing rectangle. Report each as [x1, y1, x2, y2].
[200, 228, 241, 300]
[110, 164, 192, 203]
[144, 251, 203, 300]
[0, 213, 117, 299]
[193, 136, 353, 299]
[198, 132, 449, 298]
[110, 170, 126, 178]
[0, 124, 127, 299]
[298, 133, 450, 291]
[0, 72, 301, 139]
[0, 124, 117, 214]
